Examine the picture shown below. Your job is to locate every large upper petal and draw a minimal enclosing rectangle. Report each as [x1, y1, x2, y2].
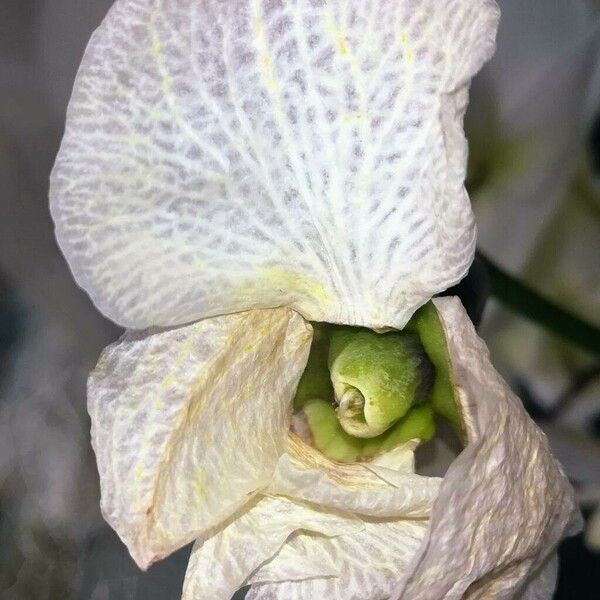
[88, 307, 311, 569]
[392, 298, 581, 599]
[50, 0, 499, 329]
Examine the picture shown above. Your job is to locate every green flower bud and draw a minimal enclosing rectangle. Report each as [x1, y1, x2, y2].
[291, 301, 461, 463]
[360, 404, 436, 459]
[293, 323, 333, 410]
[405, 302, 464, 438]
[301, 399, 364, 463]
[299, 399, 435, 464]
[328, 329, 433, 438]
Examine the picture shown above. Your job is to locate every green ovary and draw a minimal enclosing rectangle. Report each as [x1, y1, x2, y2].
[292, 302, 462, 463]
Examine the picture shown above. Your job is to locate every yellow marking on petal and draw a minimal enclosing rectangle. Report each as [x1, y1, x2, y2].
[342, 112, 369, 124]
[134, 321, 206, 502]
[195, 469, 205, 497]
[261, 266, 331, 306]
[399, 31, 413, 62]
[252, 11, 280, 94]
[158, 325, 202, 391]
[161, 75, 173, 95]
[370, 308, 383, 321]
[324, 13, 350, 58]
[134, 463, 144, 485]
[336, 32, 349, 56]
[150, 41, 163, 56]
[234, 268, 330, 308]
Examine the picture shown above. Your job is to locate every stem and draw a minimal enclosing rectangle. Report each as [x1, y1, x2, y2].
[477, 252, 600, 356]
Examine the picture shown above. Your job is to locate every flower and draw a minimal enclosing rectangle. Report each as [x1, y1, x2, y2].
[49, 0, 580, 598]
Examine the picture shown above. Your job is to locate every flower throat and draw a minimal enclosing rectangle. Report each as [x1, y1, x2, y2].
[292, 302, 462, 463]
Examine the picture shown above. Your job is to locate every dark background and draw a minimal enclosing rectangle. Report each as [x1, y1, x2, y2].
[1, 1, 599, 598]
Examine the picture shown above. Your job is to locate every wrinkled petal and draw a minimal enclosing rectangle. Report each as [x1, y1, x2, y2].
[50, 0, 499, 330]
[182, 495, 427, 600]
[247, 518, 427, 600]
[392, 298, 581, 599]
[519, 554, 558, 600]
[88, 307, 311, 569]
[183, 431, 433, 599]
[181, 495, 363, 600]
[268, 434, 440, 518]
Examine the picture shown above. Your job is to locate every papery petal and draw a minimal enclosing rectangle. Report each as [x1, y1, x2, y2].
[247, 517, 427, 600]
[50, 0, 499, 329]
[182, 493, 427, 600]
[519, 554, 558, 600]
[392, 298, 581, 599]
[88, 307, 311, 569]
[181, 495, 362, 600]
[183, 432, 434, 599]
[268, 434, 440, 518]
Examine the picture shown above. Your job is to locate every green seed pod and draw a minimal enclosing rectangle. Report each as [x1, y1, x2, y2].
[328, 328, 433, 438]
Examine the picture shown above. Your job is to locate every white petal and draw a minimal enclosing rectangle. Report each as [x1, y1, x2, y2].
[247, 517, 427, 600]
[519, 553, 558, 600]
[181, 495, 362, 600]
[50, 0, 499, 329]
[183, 435, 435, 599]
[268, 434, 440, 518]
[88, 308, 311, 569]
[392, 298, 581, 599]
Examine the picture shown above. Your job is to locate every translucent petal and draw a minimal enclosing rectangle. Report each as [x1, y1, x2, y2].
[88, 307, 311, 569]
[268, 434, 440, 518]
[50, 0, 499, 329]
[392, 298, 581, 599]
[181, 495, 362, 600]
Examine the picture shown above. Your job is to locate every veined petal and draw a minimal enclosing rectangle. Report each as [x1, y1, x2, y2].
[268, 434, 440, 518]
[182, 493, 427, 600]
[183, 432, 433, 599]
[181, 495, 363, 600]
[392, 298, 581, 599]
[50, 0, 499, 330]
[88, 307, 311, 569]
[247, 518, 428, 600]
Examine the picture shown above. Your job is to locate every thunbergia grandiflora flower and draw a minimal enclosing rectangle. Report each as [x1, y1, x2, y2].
[50, 0, 580, 598]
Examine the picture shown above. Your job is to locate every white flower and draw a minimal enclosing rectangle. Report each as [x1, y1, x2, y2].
[49, 1, 580, 598]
